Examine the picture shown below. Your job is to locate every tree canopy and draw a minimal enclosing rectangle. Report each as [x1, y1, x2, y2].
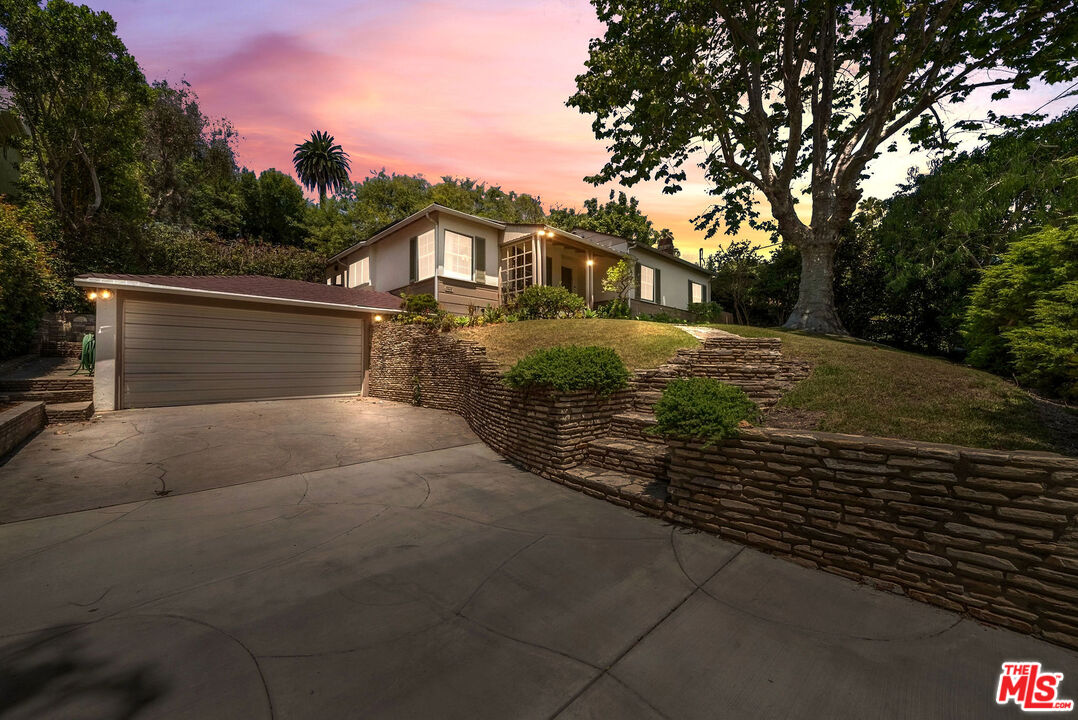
[548, 190, 669, 246]
[292, 130, 351, 204]
[570, 0, 1078, 333]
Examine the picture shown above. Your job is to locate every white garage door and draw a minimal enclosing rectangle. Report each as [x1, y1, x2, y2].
[121, 299, 366, 408]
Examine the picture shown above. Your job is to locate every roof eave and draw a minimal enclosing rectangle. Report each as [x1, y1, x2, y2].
[74, 276, 401, 314]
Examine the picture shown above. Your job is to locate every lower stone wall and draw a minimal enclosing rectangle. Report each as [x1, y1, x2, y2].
[369, 323, 630, 474]
[0, 402, 46, 458]
[664, 428, 1078, 650]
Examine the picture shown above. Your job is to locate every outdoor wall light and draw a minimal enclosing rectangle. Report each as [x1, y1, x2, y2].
[100, 289, 112, 299]
[374, 315, 383, 322]
[587, 259, 594, 266]
[87, 291, 98, 301]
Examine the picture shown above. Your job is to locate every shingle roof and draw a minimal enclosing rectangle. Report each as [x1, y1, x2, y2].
[74, 274, 403, 311]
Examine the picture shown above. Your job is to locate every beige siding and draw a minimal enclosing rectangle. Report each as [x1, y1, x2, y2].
[121, 299, 367, 409]
[437, 278, 499, 315]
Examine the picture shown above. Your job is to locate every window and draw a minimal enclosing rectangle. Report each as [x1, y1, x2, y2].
[443, 230, 472, 280]
[350, 256, 370, 287]
[640, 265, 656, 302]
[417, 230, 435, 280]
[500, 241, 533, 302]
[691, 281, 704, 304]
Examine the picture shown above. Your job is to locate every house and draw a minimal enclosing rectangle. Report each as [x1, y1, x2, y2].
[572, 228, 716, 319]
[72, 274, 401, 411]
[323, 203, 716, 318]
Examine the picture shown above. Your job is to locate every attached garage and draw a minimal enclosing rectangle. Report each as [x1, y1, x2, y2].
[74, 274, 401, 411]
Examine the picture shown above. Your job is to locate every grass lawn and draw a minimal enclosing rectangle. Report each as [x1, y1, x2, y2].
[456, 319, 699, 371]
[710, 324, 1074, 453]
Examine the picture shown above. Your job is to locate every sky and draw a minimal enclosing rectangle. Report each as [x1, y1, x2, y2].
[93, 0, 1073, 258]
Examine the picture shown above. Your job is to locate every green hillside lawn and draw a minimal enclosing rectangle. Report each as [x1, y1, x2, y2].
[456, 319, 698, 371]
[711, 325, 1074, 454]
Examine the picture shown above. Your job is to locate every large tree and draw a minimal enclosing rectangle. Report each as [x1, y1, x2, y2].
[569, 1, 1078, 333]
[292, 130, 351, 204]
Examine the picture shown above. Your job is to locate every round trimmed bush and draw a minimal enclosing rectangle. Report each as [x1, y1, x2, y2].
[510, 285, 586, 319]
[504, 345, 629, 395]
[653, 378, 758, 445]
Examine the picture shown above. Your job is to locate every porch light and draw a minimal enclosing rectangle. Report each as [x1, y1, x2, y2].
[587, 259, 594, 266]
[374, 315, 383, 322]
[100, 289, 111, 299]
[87, 291, 97, 301]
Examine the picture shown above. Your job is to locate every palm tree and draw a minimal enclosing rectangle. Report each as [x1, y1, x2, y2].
[292, 130, 351, 204]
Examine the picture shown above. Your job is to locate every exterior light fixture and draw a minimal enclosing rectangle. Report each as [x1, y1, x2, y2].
[88, 291, 98, 301]
[374, 315, 383, 322]
[587, 259, 594, 266]
[100, 289, 112, 299]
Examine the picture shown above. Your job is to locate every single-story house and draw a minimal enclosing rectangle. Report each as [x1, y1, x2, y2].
[323, 203, 716, 318]
[572, 228, 715, 318]
[73, 274, 401, 411]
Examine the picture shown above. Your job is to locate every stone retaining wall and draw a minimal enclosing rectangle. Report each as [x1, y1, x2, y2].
[369, 323, 631, 474]
[663, 428, 1078, 649]
[0, 402, 46, 458]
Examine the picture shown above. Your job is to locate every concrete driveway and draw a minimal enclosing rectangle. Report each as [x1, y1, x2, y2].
[1, 401, 1076, 718]
[0, 396, 476, 523]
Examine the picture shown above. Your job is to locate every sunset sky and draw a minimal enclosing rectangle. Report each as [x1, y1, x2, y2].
[94, 0, 1071, 257]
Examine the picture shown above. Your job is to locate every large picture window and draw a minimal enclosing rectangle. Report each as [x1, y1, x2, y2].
[691, 281, 704, 304]
[417, 230, 435, 280]
[350, 256, 370, 287]
[640, 265, 656, 302]
[443, 230, 473, 280]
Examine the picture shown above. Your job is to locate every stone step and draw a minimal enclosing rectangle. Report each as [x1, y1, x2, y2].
[586, 436, 669, 480]
[46, 400, 94, 423]
[632, 390, 663, 411]
[610, 410, 658, 442]
[7, 387, 93, 404]
[560, 464, 668, 512]
[0, 376, 93, 393]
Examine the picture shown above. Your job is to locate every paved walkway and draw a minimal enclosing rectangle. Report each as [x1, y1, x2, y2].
[1, 429, 1074, 718]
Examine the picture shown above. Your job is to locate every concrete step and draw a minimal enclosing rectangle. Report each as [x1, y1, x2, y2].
[8, 387, 93, 404]
[586, 436, 669, 480]
[46, 400, 93, 423]
[610, 410, 658, 442]
[0, 376, 93, 393]
[561, 464, 668, 511]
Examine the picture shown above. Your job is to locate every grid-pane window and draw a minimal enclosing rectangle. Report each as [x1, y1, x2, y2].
[691, 281, 703, 304]
[417, 230, 435, 280]
[640, 265, 655, 302]
[500, 241, 533, 302]
[444, 230, 473, 280]
[350, 256, 370, 287]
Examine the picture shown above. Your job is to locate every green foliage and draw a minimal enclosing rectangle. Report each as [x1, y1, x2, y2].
[963, 224, 1078, 399]
[548, 191, 667, 246]
[239, 169, 309, 246]
[504, 345, 630, 395]
[652, 378, 758, 446]
[688, 301, 724, 323]
[292, 130, 351, 203]
[601, 257, 636, 300]
[0, 0, 149, 238]
[636, 312, 680, 324]
[0, 203, 54, 358]
[596, 298, 631, 318]
[509, 285, 586, 320]
[400, 293, 439, 315]
[143, 224, 324, 280]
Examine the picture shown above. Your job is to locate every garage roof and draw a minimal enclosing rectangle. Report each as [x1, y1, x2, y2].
[75, 274, 403, 313]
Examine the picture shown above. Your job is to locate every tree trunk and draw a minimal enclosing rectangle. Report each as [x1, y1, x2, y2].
[783, 236, 847, 334]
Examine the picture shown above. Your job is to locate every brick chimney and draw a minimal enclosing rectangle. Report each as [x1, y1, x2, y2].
[657, 232, 676, 256]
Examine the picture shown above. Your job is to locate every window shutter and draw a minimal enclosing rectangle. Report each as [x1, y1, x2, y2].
[688, 279, 693, 307]
[702, 282, 707, 304]
[474, 236, 486, 283]
[545, 257, 552, 287]
[409, 236, 418, 283]
[655, 268, 661, 305]
[634, 262, 641, 299]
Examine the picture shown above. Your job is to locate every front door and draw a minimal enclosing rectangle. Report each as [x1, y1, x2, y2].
[561, 267, 573, 293]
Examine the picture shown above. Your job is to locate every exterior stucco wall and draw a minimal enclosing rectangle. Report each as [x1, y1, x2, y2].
[630, 248, 711, 310]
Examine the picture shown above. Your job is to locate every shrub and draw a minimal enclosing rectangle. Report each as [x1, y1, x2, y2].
[652, 378, 759, 445]
[636, 312, 681, 324]
[144, 224, 325, 280]
[963, 224, 1078, 398]
[400, 292, 439, 315]
[509, 285, 586, 319]
[596, 298, 631, 318]
[504, 345, 630, 394]
[0, 203, 54, 359]
[689, 301, 724, 323]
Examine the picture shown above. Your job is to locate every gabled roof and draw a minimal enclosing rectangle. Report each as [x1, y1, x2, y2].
[74, 274, 402, 313]
[327, 204, 507, 263]
[573, 227, 716, 277]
